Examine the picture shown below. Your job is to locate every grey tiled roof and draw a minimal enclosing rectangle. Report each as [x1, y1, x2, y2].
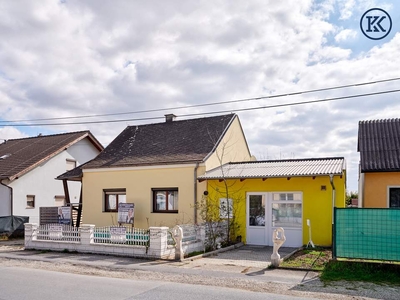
[0, 131, 103, 181]
[358, 118, 400, 172]
[83, 114, 236, 169]
[198, 157, 346, 180]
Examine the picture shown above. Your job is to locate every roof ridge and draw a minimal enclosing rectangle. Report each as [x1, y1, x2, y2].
[5, 130, 90, 142]
[229, 157, 345, 165]
[125, 113, 235, 128]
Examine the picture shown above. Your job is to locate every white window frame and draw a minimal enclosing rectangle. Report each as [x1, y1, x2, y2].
[219, 198, 233, 219]
[26, 195, 35, 208]
[271, 192, 302, 228]
[66, 159, 76, 171]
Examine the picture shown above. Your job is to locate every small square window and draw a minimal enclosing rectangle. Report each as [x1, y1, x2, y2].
[104, 189, 126, 212]
[389, 187, 400, 208]
[66, 159, 76, 171]
[55, 195, 65, 206]
[152, 188, 178, 213]
[220, 198, 233, 219]
[27, 195, 35, 208]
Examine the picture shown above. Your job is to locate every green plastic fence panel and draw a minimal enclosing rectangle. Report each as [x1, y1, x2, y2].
[334, 208, 400, 261]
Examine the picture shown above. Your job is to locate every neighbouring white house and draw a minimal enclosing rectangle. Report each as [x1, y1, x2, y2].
[0, 131, 103, 223]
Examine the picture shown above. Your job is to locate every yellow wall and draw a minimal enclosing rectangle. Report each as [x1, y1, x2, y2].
[205, 117, 252, 170]
[205, 175, 346, 246]
[363, 172, 400, 207]
[82, 165, 206, 228]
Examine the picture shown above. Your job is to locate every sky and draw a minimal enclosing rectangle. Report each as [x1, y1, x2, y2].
[0, 0, 399, 193]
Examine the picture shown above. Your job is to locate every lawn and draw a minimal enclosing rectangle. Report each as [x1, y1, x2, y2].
[279, 247, 400, 285]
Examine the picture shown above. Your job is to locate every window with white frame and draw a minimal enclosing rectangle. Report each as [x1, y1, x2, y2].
[219, 198, 233, 219]
[104, 189, 126, 212]
[66, 159, 76, 171]
[272, 192, 302, 228]
[55, 195, 65, 206]
[26, 195, 35, 208]
[152, 188, 178, 213]
[389, 187, 400, 208]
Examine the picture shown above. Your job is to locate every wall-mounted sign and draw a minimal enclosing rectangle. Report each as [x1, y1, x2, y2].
[118, 203, 134, 225]
[58, 206, 71, 225]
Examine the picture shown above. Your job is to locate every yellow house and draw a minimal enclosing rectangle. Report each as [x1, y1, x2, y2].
[358, 118, 400, 208]
[71, 114, 251, 228]
[198, 158, 346, 247]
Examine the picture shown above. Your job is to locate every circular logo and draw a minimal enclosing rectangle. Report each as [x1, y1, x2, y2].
[360, 8, 392, 40]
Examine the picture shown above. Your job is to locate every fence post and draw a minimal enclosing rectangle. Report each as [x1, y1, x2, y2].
[148, 227, 168, 258]
[24, 223, 38, 248]
[174, 226, 184, 261]
[332, 208, 336, 260]
[80, 224, 95, 246]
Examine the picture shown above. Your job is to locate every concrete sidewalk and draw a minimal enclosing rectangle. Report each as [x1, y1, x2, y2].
[0, 240, 316, 285]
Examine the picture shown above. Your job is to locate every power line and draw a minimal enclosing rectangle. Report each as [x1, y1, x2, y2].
[1, 77, 400, 124]
[2, 88, 399, 127]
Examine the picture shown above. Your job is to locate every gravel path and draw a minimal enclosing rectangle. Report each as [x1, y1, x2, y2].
[1, 244, 399, 300]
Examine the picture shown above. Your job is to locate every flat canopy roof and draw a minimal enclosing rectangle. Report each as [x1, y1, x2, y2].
[198, 157, 346, 180]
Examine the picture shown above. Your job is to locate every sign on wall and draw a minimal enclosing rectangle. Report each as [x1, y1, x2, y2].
[58, 206, 71, 225]
[118, 203, 135, 225]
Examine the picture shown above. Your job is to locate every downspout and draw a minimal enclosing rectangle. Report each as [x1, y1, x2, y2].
[329, 174, 336, 224]
[329, 174, 336, 258]
[1, 180, 13, 216]
[194, 162, 199, 224]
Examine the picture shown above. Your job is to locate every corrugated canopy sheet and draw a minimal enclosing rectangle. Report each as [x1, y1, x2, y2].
[198, 157, 346, 179]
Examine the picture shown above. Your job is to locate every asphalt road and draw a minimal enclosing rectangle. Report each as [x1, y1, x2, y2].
[0, 266, 313, 300]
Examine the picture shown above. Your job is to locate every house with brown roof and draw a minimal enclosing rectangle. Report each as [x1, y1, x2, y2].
[0, 131, 103, 223]
[76, 114, 252, 228]
[358, 118, 400, 208]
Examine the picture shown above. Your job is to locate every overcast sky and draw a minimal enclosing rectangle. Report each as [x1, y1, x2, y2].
[1, 0, 399, 192]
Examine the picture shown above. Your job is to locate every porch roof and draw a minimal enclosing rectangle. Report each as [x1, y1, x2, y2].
[197, 157, 346, 180]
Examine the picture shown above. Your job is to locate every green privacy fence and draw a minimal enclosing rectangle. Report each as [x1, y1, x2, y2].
[333, 208, 400, 261]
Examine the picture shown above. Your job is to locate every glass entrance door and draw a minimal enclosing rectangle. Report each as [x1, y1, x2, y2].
[246, 194, 268, 245]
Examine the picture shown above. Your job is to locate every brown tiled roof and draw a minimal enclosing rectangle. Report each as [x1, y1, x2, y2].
[0, 131, 103, 181]
[83, 114, 236, 169]
[358, 118, 400, 172]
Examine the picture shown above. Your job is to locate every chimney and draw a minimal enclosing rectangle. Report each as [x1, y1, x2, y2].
[165, 114, 176, 123]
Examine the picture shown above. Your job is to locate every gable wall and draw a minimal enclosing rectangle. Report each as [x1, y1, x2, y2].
[205, 117, 252, 171]
[363, 172, 400, 207]
[82, 165, 207, 228]
[9, 138, 101, 223]
[205, 175, 346, 246]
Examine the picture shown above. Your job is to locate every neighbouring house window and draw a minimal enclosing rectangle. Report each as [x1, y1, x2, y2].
[26, 195, 35, 208]
[152, 189, 178, 213]
[220, 198, 233, 219]
[272, 192, 302, 228]
[249, 195, 265, 226]
[66, 159, 76, 171]
[104, 189, 126, 212]
[389, 187, 400, 208]
[55, 195, 65, 206]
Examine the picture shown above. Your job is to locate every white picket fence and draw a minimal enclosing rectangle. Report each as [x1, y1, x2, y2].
[93, 226, 149, 246]
[25, 223, 173, 259]
[25, 222, 224, 260]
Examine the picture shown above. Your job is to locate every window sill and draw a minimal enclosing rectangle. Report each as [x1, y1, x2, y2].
[26, 207, 35, 209]
[152, 211, 179, 214]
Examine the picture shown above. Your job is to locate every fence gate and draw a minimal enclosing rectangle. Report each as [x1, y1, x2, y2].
[334, 208, 400, 261]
